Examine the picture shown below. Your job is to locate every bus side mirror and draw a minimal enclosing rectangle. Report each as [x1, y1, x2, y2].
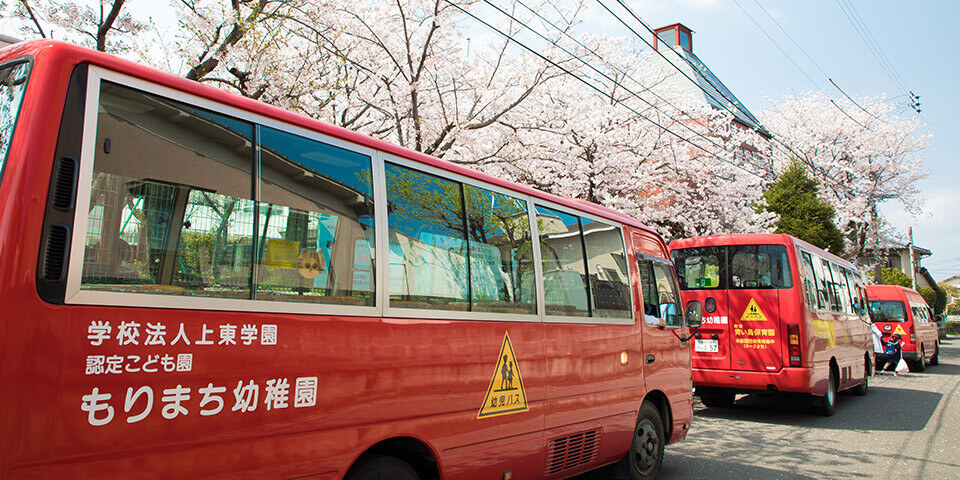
[686, 300, 703, 328]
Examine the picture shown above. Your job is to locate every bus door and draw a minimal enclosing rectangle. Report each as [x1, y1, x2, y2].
[634, 234, 690, 398]
[674, 246, 731, 370]
[727, 245, 786, 373]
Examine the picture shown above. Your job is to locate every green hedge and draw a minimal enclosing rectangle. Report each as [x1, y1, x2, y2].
[946, 322, 960, 335]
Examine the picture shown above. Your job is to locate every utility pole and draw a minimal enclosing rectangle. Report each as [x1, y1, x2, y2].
[909, 227, 917, 289]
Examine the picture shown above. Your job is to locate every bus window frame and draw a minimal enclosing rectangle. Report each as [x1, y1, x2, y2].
[637, 253, 684, 329]
[0, 56, 33, 185]
[63, 65, 635, 326]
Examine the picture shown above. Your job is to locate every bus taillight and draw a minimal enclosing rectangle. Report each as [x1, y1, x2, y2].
[787, 323, 801, 367]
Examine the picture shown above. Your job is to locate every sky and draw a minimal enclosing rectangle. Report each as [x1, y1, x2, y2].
[2, 0, 955, 280]
[573, 0, 958, 281]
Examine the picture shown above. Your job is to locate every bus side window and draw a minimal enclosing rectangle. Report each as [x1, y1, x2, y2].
[464, 185, 536, 314]
[638, 258, 681, 327]
[799, 251, 820, 309]
[82, 81, 256, 298]
[256, 126, 375, 306]
[385, 164, 469, 310]
[535, 206, 590, 317]
[582, 219, 631, 319]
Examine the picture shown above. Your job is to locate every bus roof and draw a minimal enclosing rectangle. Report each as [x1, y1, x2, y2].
[669, 233, 857, 269]
[865, 284, 922, 298]
[1, 39, 657, 234]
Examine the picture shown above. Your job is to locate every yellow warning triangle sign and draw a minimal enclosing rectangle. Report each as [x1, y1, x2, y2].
[741, 298, 768, 322]
[478, 332, 529, 418]
[893, 325, 907, 336]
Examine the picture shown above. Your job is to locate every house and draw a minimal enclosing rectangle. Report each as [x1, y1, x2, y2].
[869, 239, 936, 289]
[640, 23, 771, 139]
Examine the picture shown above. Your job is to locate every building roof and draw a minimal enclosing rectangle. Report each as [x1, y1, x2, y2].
[639, 41, 770, 137]
[866, 238, 932, 257]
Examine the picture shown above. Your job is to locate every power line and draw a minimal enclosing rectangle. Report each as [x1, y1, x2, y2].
[731, 0, 822, 90]
[742, 0, 879, 125]
[446, 1, 758, 175]
[500, 0, 768, 172]
[839, 0, 909, 93]
[599, 0, 818, 177]
[833, 0, 918, 112]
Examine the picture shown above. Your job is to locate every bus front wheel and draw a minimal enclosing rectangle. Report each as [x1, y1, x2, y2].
[347, 454, 420, 480]
[626, 402, 665, 480]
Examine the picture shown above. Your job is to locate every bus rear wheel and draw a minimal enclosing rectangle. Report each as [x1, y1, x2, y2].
[626, 402, 665, 480]
[851, 356, 870, 396]
[911, 346, 926, 372]
[816, 370, 837, 416]
[347, 454, 420, 480]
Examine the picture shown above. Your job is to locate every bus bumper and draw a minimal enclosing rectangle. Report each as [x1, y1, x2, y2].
[693, 366, 814, 394]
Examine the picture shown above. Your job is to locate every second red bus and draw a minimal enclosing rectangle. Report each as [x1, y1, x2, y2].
[669, 234, 871, 416]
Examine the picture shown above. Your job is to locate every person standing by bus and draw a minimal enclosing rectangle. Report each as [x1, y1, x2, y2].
[870, 322, 883, 375]
[879, 334, 903, 376]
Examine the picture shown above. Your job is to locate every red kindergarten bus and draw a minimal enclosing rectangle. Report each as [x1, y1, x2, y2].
[0, 40, 703, 479]
[866, 284, 940, 372]
[669, 234, 871, 416]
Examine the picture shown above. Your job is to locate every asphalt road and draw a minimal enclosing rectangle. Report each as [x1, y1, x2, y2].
[579, 337, 960, 479]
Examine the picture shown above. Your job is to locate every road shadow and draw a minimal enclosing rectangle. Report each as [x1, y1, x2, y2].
[570, 454, 822, 480]
[694, 385, 941, 431]
[660, 453, 825, 480]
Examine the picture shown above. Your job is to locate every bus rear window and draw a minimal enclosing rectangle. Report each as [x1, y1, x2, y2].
[868, 301, 907, 322]
[0, 60, 30, 184]
[672, 246, 721, 290]
[729, 245, 791, 289]
[672, 244, 792, 290]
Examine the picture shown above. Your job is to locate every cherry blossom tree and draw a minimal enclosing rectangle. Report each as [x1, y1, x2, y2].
[2, 0, 147, 53]
[468, 33, 776, 239]
[761, 91, 930, 260]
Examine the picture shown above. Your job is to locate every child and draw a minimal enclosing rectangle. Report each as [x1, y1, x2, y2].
[880, 334, 903, 376]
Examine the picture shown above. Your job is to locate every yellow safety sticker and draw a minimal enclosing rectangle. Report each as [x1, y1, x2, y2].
[477, 332, 529, 419]
[893, 325, 907, 336]
[740, 298, 768, 322]
[813, 319, 837, 350]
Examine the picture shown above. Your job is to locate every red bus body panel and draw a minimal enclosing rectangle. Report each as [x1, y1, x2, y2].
[0, 41, 693, 479]
[670, 234, 870, 397]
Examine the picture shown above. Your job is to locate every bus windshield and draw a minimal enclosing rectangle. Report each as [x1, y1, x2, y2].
[0, 60, 30, 184]
[673, 244, 792, 290]
[868, 300, 907, 322]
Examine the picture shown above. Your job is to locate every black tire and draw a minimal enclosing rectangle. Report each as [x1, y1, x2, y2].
[347, 454, 420, 480]
[851, 356, 870, 396]
[698, 389, 736, 408]
[911, 346, 926, 372]
[625, 402, 665, 480]
[931, 343, 940, 366]
[817, 370, 837, 416]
